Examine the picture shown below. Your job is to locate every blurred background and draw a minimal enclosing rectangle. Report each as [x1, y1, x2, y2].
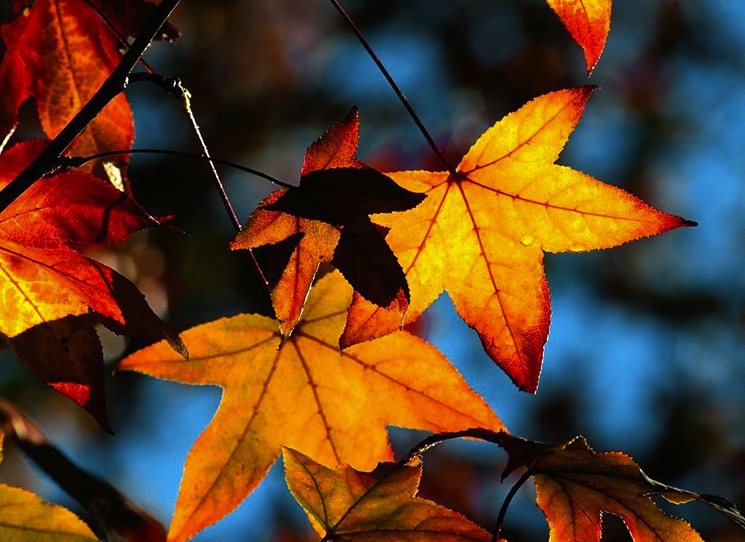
[1, 0, 745, 540]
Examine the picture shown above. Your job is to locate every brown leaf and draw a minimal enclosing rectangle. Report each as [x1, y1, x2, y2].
[283, 447, 494, 541]
[495, 432, 706, 542]
[232, 109, 423, 337]
[9, 314, 109, 430]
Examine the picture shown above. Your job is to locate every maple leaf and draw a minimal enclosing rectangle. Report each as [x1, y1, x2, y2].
[0, 434, 99, 541]
[118, 270, 503, 542]
[232, 108, 424, 338]
[494, 432, 707, 542]
[0, 140, 184, 424]
[343, 87, 694, 393]
[0, 0, 136, 177]
[283, 447, 496, 541]
[545, 0, 612, 73]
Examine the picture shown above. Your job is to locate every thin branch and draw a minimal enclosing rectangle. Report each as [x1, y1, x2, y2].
[124, 72, 277, 290]
[328, 0, 458, 177]
[63, 148, 295, 190]
[399, 427, 506, 464]
[127, 73, 245, 231]
[0, 0, 182, 212]
[492, 468, 533, 542]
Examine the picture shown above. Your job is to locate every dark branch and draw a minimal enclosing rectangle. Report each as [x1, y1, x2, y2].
[0, 0, 182, 212]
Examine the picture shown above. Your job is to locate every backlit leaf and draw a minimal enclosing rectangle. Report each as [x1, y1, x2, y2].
[0, 485, 99, 541]
[545, 0, 612, 73]
[495, 432, 705, 542]
[0, 435, 98, 541]
[0, 0, 134, 177]
[0, 140, 184, 420]
[9, 315, 109, 430]
[232, 108, 423, 338]
[118, 271, 503, 542]
[343, 87, 694, 393]
[283, 447, 493, 541]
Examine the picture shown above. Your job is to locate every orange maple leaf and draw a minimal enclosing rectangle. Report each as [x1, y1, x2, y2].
[118, 270, 503, 542]
[343, 87, 694, 393]
[232, 108, 423, 338]
[495, 432, 705, 542]
[545, 0, 612, 73]
[283, 447, 495, 541]
[0, 0, 137, 177]
[0, 140, 183, 425]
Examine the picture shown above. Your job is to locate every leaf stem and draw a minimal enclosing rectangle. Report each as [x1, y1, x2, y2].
[64, 148, 295, 190]
[492, 468, 533, 542]
[328, 0, 458, 177]
[81, 0, 158, 74]
[128, 73, 244, 232]
[0, 0, 182, 212]
[400, 427, 507, 463]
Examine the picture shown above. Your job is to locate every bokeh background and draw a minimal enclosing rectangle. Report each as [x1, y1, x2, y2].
[1, 0, 745, 540]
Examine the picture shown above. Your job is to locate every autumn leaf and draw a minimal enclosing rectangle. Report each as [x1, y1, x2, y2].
[343, 87, 694, 393]
[283, 447, 494, 541]
[0, 140, 184, 422]
[118, 270, 503, 542]
[8, 314, 110, 430]
[232, 108, 424, 338]
[0, 434, 98, 542]
[545, 0, 612, 73]
[494, 432, 706, 542]
[0, 0, 137, 178]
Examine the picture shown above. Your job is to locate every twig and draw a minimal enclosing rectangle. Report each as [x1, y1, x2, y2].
[132, 74, 242, 232]
[63, 147, 294, 190]
[328, 0, 458, 177]
[125, 73, 274, 290]
[0, 0, 182, 212]
[492, 468, 533, 542]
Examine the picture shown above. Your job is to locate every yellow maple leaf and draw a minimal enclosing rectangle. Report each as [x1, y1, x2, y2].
[343, 87, 694, 393]
[118, 271, 503, 542]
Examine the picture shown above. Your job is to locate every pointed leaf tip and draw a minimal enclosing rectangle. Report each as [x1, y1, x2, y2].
[545, 0, 612, 73]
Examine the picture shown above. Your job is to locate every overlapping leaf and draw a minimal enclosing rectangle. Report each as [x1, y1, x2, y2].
[283, 447, 494, 541]
[545, 0, 612, 72]
[495, 432, 706, 542]
[0, 434, 98, 541]
[0, 0, 175, 179]
[343, 87, 694, 393]
[232, 108, 424, 338]
[9, 314, 109, 429]
[0, 140, 183, 425]
[118, 271, 503, 542]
